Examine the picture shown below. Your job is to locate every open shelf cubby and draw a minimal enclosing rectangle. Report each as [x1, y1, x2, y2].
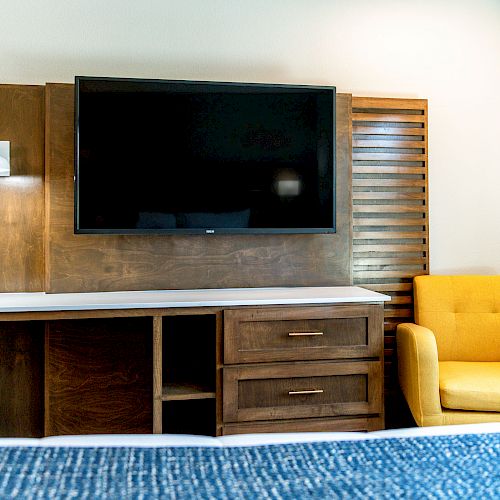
[158, 314, 218, 436]
[162, 399, 216, 437]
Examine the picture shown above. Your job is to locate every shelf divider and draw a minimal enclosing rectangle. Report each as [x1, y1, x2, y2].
[153, 316, 163, 433]
[162, 382, 216, 401]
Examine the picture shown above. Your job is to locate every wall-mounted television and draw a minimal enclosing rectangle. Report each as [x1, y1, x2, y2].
[75, 77, 336, 234]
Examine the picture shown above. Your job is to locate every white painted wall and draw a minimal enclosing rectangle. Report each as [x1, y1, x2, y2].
[1, 0, 499, 274]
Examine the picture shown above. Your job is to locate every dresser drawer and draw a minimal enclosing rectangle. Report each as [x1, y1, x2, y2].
[223, 361, 382, 423]
[224, 305, 383, 364]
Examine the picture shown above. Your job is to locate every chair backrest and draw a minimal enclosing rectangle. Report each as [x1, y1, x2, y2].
[414, 275, 500, 361]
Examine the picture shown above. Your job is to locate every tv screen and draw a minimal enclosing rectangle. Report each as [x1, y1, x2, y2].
[75, 77, 336, 234]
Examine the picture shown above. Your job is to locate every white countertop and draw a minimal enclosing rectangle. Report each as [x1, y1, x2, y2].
[0, 286, 390, 313]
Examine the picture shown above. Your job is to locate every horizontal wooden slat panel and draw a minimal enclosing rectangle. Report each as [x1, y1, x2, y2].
[384, 309, 414, 318]
[383, 296, 413, 305]
[354, 271, 426, 279]
[353, 205, 426, 214]
[385, 317, 407, 325]
[354, 231, 426, 239]
[353, 153, 426, 161]
[353, 179, 426, 188]
[353, 140, 425, 148]
[354, 252, 425, 258]
[352, 113, 425, 123]
[353, 126, 425, 135]
[353, 257, 427, 266]
[383, 333, 399, 341]
[353, 166, 425, 174]
[353, 192, 426, 200]
[353, 244, 427, 253]
[352, 97, 427, 110]
[354, 218, 426, 227]
[355, 283, 414, 292]
[352, 96, 428, 430]
[354, 265, 426, 272]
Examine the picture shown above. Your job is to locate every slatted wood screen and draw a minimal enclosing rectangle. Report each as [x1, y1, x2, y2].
[351, 97, 429, 426]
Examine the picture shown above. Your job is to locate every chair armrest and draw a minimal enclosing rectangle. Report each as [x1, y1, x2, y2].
[396, 323, 443, 426]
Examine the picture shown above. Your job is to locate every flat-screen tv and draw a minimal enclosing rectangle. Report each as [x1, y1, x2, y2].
[75, 77, 336, 234]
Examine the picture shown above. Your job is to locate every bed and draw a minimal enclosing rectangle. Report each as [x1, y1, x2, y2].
[1, 423, 498, 499]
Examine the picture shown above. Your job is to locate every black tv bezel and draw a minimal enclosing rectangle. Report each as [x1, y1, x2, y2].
[74, 76, 336, 235]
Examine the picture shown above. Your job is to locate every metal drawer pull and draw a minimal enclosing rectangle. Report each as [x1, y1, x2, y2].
[288, 332, 324, 337]
[288, 389, 324, 395]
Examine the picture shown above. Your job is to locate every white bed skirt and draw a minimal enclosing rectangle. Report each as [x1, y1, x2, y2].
[0, 422, 498, 448]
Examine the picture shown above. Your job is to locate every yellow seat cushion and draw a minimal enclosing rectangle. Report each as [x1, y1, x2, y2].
[439, 361, 500, 412]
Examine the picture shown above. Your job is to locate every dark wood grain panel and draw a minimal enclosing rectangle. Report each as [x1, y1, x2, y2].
[45, 85, 352, 293]
[0, 85, 45, 292]
[45, 317, 153, 435]
[0, 322, 44, 437]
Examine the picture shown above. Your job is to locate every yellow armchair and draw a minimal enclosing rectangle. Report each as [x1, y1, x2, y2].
[397, 275, 500, 426]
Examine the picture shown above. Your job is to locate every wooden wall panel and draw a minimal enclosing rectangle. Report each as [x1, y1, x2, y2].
[45, 317, 153, 435]
[0, 85, 45, 292]
[45, 84, 352, 293]
[0, 85, 45, 437]
[351, 97, 428, 428]
[0, 321, 44, 437]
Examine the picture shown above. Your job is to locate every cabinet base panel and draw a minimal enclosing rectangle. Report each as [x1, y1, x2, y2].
[222, 416, 384, 435]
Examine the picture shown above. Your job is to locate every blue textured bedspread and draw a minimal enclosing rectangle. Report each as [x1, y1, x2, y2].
[0, 433, 498, 499]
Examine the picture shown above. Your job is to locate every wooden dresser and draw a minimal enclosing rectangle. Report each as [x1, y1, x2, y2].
[0, 287, 389, 437]
[222, 304, 384, 434]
